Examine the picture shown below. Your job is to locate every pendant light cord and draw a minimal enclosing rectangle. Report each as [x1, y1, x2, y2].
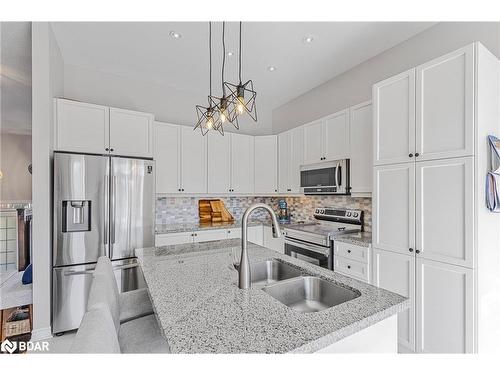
[238, 22, 242, 84]
[209, 21, 212, 98]
[222, 22, 226, 96]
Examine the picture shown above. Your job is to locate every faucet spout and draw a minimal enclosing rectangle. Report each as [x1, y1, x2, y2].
[239, 203, 282, 289]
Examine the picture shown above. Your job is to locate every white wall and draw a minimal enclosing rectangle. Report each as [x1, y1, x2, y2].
[272, 22, 500, 133]
[63, 64, 272, 136]
[31, 22, 64, 341]
[0, 133, 32, 201]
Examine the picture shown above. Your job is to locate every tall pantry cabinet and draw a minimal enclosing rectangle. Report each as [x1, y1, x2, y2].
[372, 43, 500, 353]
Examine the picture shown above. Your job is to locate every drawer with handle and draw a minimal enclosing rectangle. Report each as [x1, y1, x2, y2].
[334, 256, 370, 283]
[334, 242, 370, 263]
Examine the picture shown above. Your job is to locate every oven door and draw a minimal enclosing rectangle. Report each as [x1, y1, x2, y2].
[284, 237, 333, 270]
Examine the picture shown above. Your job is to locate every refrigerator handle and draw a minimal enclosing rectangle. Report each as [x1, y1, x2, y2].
[104, 176, 109, 245]
[111, 175, 117, 251]
[64, 270, 94, 276]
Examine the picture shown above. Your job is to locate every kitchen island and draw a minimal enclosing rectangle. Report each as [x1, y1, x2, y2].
[135, 239, 407, 353]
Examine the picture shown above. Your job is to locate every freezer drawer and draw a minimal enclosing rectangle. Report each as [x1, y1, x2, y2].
[52, 259, 147, 334]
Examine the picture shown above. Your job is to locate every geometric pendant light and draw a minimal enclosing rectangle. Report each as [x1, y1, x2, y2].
[224, 22, 257, 123]
[194, 22, 224, 136]
[209, 21, 239, 131]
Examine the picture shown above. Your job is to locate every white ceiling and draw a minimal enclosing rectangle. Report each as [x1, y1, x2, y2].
[51, 22, 435, 134]
[0, 22, 32, 135]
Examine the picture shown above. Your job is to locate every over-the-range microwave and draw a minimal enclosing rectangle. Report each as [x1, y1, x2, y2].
[300, 159, 350, 195]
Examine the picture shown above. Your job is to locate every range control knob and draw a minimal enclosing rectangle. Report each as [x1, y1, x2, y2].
[320, 209, 325, 214]
[346, 212, 352, 217]
[315, 209, 320, 214]
[353, 213, 359, 218]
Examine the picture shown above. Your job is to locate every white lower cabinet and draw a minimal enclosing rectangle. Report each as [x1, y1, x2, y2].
[263, 225, 285, 253]
[372, 248, 415, 352]
[416, 258, 474, 353]
[155, 232, 194, 246]
[193, 229, 227, 243]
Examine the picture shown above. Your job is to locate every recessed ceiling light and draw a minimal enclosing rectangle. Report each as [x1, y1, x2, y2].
[267, 66, 276, 72]
[303, 35, 314, 44]
[169, 31, 182, 39]
[227, 51, 234, 56]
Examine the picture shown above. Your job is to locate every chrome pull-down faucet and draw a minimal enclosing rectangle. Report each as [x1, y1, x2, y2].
[239, 203, 282, 289]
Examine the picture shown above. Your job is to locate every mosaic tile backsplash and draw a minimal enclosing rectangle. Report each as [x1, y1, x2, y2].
[156, 196, 372, 232]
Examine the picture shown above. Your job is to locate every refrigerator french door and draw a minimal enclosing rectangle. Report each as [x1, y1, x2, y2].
[52, 152, 154, 334]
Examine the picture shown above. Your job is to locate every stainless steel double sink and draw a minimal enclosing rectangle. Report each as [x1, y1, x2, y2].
[233, 259, 360, 313]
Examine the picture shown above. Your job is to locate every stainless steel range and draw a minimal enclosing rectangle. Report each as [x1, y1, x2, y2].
[283, 208, 363, 270]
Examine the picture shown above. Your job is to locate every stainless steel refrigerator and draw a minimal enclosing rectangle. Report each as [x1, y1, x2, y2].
[52, 152, 154, 334]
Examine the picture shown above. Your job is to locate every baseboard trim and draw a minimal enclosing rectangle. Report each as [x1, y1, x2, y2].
[30, 327, 53, 342]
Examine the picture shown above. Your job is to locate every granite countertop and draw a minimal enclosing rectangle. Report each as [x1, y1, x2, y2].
[136, 239, 407, 353]
[333, 231, 372, 247]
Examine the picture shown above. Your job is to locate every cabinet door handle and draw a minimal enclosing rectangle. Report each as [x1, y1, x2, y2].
[105, 148, 109, 151]
[347, 250, 351, 253]
[409, 153, 414, 158]
[409, 248, 414, 253]
[347, 265, 351, 269]
[415, 249, 420, 254]
[415, 153, 420, 157]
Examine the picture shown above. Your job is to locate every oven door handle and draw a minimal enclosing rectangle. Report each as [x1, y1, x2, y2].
[285, 237, 330, 256]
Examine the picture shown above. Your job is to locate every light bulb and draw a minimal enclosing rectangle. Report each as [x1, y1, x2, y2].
[205, 116, 214, 129]
[237, 97, 245, 114]
[220, 112, 227, 123]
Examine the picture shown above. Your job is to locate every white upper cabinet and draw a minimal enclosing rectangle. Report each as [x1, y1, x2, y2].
[278, 127, 304, 194]
[208, 133, 231, 194]
[109, 107, 153, 157]
[324, 109, 350, 161]
[180, 126, 207, 194]
[303, 110, 350, 165]
[230, 133, 255, 194]
[278, 131, 290, 194]
[415, 157, 474, 268]
[55, 99, 110, 154]
[416, 45, 474, 161]
[289, 127, 304, 193]
[154, 122, 181, 194]
[254, 136, 278, 194]
[55, 99, 153, 158]
[303, 120, 324, 165]
[372, 248, 415, 352]
[373, 69, 416, 165]
[349, 101, 373, 195]
[416, 258, 474, 353]
[373, 162, 415, 255]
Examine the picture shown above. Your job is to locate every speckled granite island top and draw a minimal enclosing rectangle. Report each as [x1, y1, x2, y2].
[135, 239, 407, 353]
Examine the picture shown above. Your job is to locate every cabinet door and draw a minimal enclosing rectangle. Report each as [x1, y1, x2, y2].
[263, 225, 285, 253]
[373, 163, 415, 255]
[255, 136, 278, 194]
[416, 44, 474, 161]
[303, 121, 324, 164]
[109, 108, 153, 157]
[230, 134, 255, 194]
[373, 69, 416, 165]
[154, 122, 181, 194]
[55, 99, 109, 154]
[278, 132, 290, 193]
[247, 225, 263, 246]
[193, 229, 228, 242]
[289, 127, 304, 193]
[180, 126, 207, 193]
[372, 248, 415, 352]
[155, 232, 193, 246]
[349, 101, 372, 195]
[208, 132, 231, 194]
[415, 157, 474, 267]
[324, 109, 350, 161]
[416, 258, 474, 353]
